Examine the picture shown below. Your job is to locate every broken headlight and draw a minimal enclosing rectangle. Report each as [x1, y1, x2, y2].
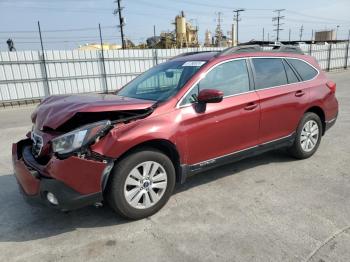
[52, 120, 112, 156]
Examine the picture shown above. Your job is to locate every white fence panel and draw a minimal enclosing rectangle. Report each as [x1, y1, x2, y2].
[0, 44, 349, 106]
[310, 44, 329, 70]
[330, 43, 347, 69]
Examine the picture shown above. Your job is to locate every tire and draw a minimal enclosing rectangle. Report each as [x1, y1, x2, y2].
[289, 112, 323, 159]
[106, 148, 176, 220]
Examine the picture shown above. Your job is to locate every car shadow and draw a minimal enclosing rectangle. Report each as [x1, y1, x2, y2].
[0, 149, 295, 242]
[175, 149, 295, 194]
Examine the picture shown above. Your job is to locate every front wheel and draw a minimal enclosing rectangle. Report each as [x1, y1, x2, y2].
[289, 112, 322, 159]
[106, 149, 176, 220]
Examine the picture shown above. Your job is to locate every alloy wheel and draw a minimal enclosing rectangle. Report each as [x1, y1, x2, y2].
[300, 120, 319, 152]
[124, 161, 168, 209]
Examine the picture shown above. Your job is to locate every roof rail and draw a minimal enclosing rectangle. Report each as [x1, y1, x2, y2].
[170, 51, 217, 60]
[269, 44, 304, 55]
[216, 44, 304, 57]
[217, 45, 262, 56]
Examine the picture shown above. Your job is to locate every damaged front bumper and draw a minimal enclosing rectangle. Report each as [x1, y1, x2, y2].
[12, 139, 112, 211]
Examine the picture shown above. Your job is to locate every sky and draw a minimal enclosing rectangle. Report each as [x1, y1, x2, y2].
[0, 0, 349, 51]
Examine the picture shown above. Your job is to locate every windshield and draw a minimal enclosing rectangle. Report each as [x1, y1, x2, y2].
[117, 60, 205, 101]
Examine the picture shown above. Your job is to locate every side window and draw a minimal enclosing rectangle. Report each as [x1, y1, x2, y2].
[181, 59, 250, 105]
[287, 59, 318, 81]
[252, 58, 288, 89]
[283, 60, 299, 84]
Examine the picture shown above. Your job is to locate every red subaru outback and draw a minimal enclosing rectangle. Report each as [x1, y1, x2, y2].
[12, 45, 338, 219]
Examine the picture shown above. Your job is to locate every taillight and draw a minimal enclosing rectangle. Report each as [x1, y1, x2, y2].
[326, 81, 336, 93]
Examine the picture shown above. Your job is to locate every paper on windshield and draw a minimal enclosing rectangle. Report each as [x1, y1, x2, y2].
[182, 61, 206, 67]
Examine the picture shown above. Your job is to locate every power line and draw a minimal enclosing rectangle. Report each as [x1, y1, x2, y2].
[286, 10, 350, 23]
[4, 35, 121, 40]
[3, 3, 350, 28]
[272, 9, 285, 42]
[132, 0, 274, 11]
[12, 37, 138, 44]
[233, 9, 245, 44]
[0, 26, 117, 34]
[1, 3, 173, 18]
[2, 4, 111, 14]
[285, 18, 349, 25]
[3, 1, 350, 24]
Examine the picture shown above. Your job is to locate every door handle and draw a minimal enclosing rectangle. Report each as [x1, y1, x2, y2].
[295, 90, 305, 97]
[244, 102, 258, 111]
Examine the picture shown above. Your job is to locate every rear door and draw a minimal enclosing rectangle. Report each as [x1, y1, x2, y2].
[251, 57, 310, 144]
[178, 59, 261, 165]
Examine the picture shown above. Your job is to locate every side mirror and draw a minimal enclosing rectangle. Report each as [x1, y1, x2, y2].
[197, 89, 224, 104]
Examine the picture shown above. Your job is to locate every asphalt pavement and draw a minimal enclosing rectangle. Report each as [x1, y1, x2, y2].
[0, 70, 349, 262]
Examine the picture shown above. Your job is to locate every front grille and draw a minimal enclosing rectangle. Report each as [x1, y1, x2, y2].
[31, 132, 43, 158]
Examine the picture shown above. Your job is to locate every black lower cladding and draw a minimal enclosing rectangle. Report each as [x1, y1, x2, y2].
[40, 179, 103, 211]
[325, 116, 337, 132]
[18, 177, 103, 211]
[180, 133, 296, 183]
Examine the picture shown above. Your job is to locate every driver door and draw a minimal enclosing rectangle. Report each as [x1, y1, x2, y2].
[179, 59, 260, 165]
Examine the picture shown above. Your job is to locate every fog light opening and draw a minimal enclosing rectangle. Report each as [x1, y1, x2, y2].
[46, 192, 59, 206]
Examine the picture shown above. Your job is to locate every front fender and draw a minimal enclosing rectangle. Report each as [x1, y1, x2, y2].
[90, 110, 187, 163]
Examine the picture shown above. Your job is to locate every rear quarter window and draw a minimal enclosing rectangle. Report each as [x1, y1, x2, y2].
[287, 59, 318, 81]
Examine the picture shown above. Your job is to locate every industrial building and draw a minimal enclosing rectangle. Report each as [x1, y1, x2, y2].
[314, 30, 337, 42]
[175, 11, 199, 48]
[146, 11, 199, 48]
[77, 43, 122, 51]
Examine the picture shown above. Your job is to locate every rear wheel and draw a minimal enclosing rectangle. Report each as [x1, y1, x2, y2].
[289, 112, 322, 159]
[107, 149, 175, 220]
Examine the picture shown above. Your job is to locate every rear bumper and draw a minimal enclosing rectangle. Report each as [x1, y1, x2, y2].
[12, 139, 107, 211]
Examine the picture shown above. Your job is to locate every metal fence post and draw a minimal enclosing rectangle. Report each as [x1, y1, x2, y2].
[327, 44, 332, 72]
[153, 49, 158, 66]
[38, 21, 50, 97]
[345, 42, 349, 69]
[98, 24, 108, 93]
[308, 43, 312, 56]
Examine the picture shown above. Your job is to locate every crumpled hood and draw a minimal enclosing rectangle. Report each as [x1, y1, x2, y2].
[31, 94, 155, 130]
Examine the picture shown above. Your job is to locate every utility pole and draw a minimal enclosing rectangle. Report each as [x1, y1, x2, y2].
[272, 9, 285, 42]
[336, 25, 340, 40]
[114, 0, 126, 49]
[267, 32, 270, 43]
[299, 25, 304, 41]
[231, 24, 235, 47]
[288, 28, 291, 44]
[311, 29, 314, 42]
[233, 9, 245, 45]
[262, 27, 265, 43]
